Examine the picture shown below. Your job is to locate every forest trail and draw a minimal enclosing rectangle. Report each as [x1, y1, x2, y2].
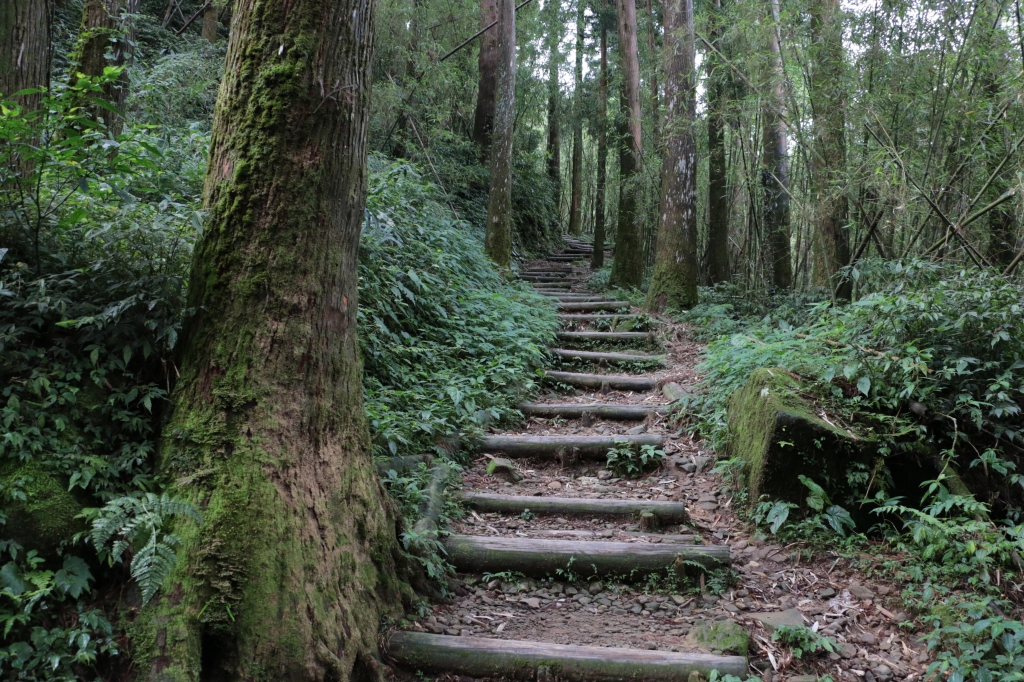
[384, 239, 935, 682]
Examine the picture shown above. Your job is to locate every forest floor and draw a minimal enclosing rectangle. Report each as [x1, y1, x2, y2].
[385, 255, 936, 682]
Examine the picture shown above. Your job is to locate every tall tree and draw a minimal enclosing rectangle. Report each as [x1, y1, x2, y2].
[141, 0, 407, 677]
[762, 0, 792, 288]
[568, 0, 585, 236]
[703, 0, 729, 284]
[808, 0, 850, 297]
[546, 0, 562, 223]
[0, 0, 50, 111]
[644, 0, 697, 310]
[201, 3, 218, 43]
[484, 0, 518, 266]
[609, 0, 644, 288]
[472, 0, 499, 154]
[645, 0, 659, 142]
[592, 12, 609, 269]
[73, 0, 137, 136]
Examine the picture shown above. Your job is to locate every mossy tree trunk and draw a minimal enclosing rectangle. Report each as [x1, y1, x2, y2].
[484, 0, 517, 268]
[73, 0, 136, 136]
[703, 0, 729, 285]
[644, 0, 659, 144]
[567, 0, 585, 237]
[610, 0, 644, 289]
[762, 0, 792, 288]
[472, 0, 499, 156]
[592, 19, 608, 269]
[546, 1, 562, 228]
[0, 0, 50, 111]
[808, 0, 850, 298]
[141, 0, 408, 679]
[643, 0, 696, 312]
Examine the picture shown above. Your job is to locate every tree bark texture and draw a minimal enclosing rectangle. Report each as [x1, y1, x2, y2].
[201, 3, 217, 43]
[808, 0, 850, 297]
[610, 0, 644, 289]
[140, 0, 408, 678]
[472, 0, 499, 155]
[568, 0, 585, 236]
[484, 0, 517, 268]
[592, 22, 608, 269]
[643, 0, 697, 312]
[546, 1, 562, 223]
[701, 0, 729, 284]
[0, 0, 50, 111]
[645, 0, 659, 143]
[762, 0, 792, 288]
[74, 0, 136, 136]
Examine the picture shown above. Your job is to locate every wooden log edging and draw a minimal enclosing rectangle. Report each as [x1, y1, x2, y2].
[559, 313, 641, 321]
[543, 370, 656, 391]
[475, 433, 663, 457]
[549, 348, 667, 365]
[557, 301, 631, 312]
[444, 535, 730, 575]
[387, 632, 748, 680]
[558, 331, 651, 342]
[459, 492, 688, 522]
[518, 402, 668, 420]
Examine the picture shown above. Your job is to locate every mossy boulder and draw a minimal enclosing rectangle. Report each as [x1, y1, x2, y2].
[727, 368, 868, 504]
[685, 619, 749, 656]
[0, 462, 86, 557]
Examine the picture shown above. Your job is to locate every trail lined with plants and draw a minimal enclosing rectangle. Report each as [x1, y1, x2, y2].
[381, 240, 937, 682]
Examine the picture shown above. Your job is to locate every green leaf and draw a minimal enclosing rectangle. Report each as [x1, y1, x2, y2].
[857, 376, 871, 396]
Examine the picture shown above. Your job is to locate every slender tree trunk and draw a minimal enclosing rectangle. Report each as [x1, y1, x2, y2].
[703, 0, 730, 285]
[201, 3, 217, 42]
[0, 0, 50, 112]
[610, 0, 644, 288]
[546, 1, 562, 229]
[762, 0, 792, 288]
[73, 0, 137, 136]
[643, 0, 696, 311]
[568, 0, 585, 236]
[592, 21, 608, 269]
[645, 0, 659, 143]
[808, 0, 850, 297]
[472, 0, 499, 155]
[140, 0, 408, 678]
[484, 0, 517, 267]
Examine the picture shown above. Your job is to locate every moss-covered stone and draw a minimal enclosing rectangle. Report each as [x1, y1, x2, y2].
[0, 462, 86, 557]
[685, 620, 749, 656]
[727, 368, 868, 504]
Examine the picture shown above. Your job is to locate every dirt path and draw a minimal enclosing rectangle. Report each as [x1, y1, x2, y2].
[384, 242, 933, 682]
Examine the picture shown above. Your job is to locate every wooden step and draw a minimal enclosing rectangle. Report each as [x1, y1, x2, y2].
[518, 402, 668, 420]
[537, 529, 698, 543]
[548, 255, 583, 261]
[558, 331, 651, 342]
[444, 535, 730, 574]
[550, 348, 667, 365]
[557, 301, 631, 312]
[559, 313, 642, 322]
[387, 632, 747, 680]
[543, 294, 608, 301]
[522, 276, 574, 282]
[475, 433, 663, 458]
[460, 492, 688, 522]
[544, 370, 656, 391]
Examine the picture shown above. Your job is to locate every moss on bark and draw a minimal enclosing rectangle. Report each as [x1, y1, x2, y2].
[0, 462, 86, 558]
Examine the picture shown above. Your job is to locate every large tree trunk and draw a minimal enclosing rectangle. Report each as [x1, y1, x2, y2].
[762, 0, 792, 288]
[73, 0, 137, 136]
[472, 0, 499, 155]
[0, 0, 50, 112]
[568, 0, 585, 236]
[484, 0, 517, 267]
[139, 0, 407, 678]
[643, 0, 696, 311]
[645, 0, 659, 144]
[201, 3, 217, 43]
[592, 21, 608, 269]
[546, 2, 562, 226]
[808, 0, 850, 297]
[609, 0, 644, 289]
[703, 0, 729, 285]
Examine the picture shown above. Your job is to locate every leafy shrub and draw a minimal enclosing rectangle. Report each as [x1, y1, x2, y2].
[605, 443, 665, 479]
[772, 624, 838, 658]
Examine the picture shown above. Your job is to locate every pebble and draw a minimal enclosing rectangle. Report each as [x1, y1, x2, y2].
[819, 587, 837, 599]
[548, 480, 562, 490]
[849, 583, 875, 600]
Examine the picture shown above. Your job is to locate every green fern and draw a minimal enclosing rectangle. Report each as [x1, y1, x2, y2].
[85, 493, 202, 605]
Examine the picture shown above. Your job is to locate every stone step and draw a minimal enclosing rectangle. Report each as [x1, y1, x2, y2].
[543, 370, 656, 391]
[558, 331, 652, 343]
[444, 535, 730, 575]
[387, 632, 747, 681]
[518, 402, 668, 420]
[475, 433, 663, 458]
[549, 348, 667, 366]
[459, 492, 688, 522]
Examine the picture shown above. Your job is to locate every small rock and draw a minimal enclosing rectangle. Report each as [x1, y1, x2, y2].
[565, 586, 579, 595]
[735, 589, 749, 598]
[701, 594, 719, 605]
[681, 463, 697, 473]
[671, 594, 687, 605]
[693, 455, 712, 472]
[487, 457, 522, 482]
[723, 604, 740, 614]
[839, 642, 856, 659]
[548, 480, 563, 490]
[597, 470, 613, 480]
[854, 632, 878, 645]
[588, 581, 603, 594]
[818, 588, 837, 599]
[848, 583, 875, 600]
[750, 609, 803, 632]
[626, 424, 648, 435]
[685, 620, 749, 656]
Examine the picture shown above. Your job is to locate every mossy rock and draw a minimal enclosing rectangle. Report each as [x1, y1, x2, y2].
[0, 462, 87, 557]
[727, 368, 869, 504]
[685, 619, 749, 656]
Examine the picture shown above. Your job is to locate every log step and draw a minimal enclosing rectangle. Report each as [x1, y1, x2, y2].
[387, 632, 747, 681]
[475, 433, 662, 457]
[560, 313, 642, 321]
[522, 276, 574, 282]
[459, 492, 688, 522]
[543, 294, 609, 301]
[550, 348, 667, 365]
[538, 529, 698, 543]
[558, 331, 652, 342]
[557, 301, 631, 312]
[518, 402, 668, 420]
[544, 370, 656, 391]
[444, 535, 730, 575]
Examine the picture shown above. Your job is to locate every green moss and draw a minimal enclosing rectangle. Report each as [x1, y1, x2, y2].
[0, 462, 86, 557]
[686, 620, 749, 656]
